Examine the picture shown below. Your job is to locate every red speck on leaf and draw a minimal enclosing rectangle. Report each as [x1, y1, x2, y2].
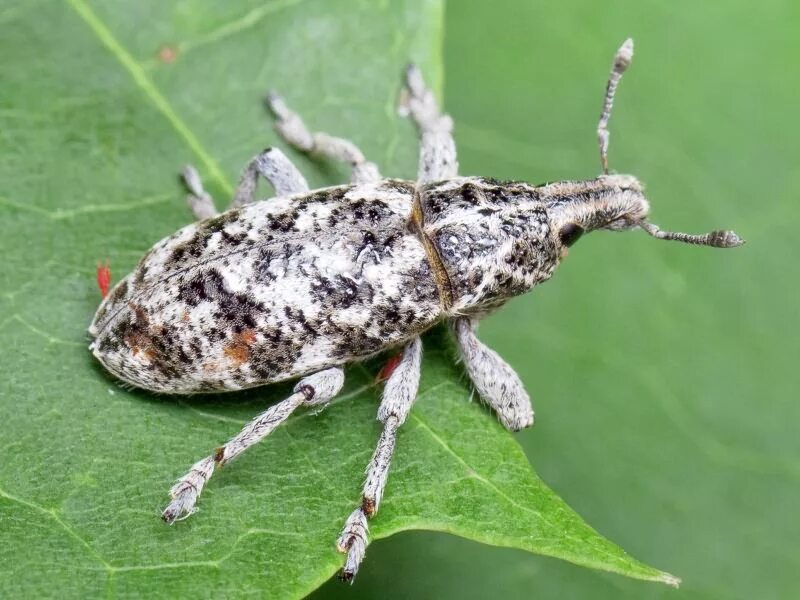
[96, 261, 111, 298]
[157, 45, 178, 64]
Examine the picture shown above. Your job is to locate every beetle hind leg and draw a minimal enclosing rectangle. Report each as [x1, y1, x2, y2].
[266, 92, 381, 184]
[181, 165, 219, 220]
[182, 147, 309, 218]
[161, 368, 344, 524]
[230, 147, 309, 209]
[337, 337, 422, 581]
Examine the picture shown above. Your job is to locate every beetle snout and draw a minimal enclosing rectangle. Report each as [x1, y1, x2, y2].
[597, 173, 643, 194]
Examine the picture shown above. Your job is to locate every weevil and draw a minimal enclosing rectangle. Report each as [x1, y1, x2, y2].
[89, 39, 743, 580]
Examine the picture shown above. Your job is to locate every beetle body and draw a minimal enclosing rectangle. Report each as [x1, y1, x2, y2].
[89, 169, 654, 394]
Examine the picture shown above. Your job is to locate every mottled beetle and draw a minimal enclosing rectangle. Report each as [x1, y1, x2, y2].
[89, 39, 743, 580]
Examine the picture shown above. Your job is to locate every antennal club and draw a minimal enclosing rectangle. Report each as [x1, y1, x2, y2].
[597, 38, 634, 175]
[639, 221, 745, 248]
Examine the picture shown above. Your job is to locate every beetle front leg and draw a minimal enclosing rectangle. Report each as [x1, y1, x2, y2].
[337, 337, 422, 581]
[399, 64, 458, 182]
[161, 367, 344, 524]
[266, 92, 381, 184]
[453, 317, 534, 431]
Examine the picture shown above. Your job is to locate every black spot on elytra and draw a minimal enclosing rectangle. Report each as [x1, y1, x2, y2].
[269, 212, 297, 233]
[105, 306, 182, 381]
[205, 327, 224, 342]
[203, 211, 242, 233]
[96, 332, 120, 353]
[221, 229, 248, 246]
[381, 180, 415, 195]
[248, 324, 303, 380]
[197, 380, 224, 393]
[109, 279, 129, 304]
[283, 305, 319, 337]
[177, 347, 192, 365]
[461, 183, 481, 204]
[303, 187, 349, 207]
[178, 269, 265, 331]
[332, 331, 383, 359]
[309, 275, 375, 309]
[480, 176, 523, 187]
[254, 248, 279, 283]
[168, 211, 242, 267]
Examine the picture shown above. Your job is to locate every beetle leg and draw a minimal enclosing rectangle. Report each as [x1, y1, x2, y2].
[181, 165, 218, 220]
[266, 92, 381, 184]
[230, 147, 310, 208]
[399, 64, 458, 183]
[337, 337, 422, 581]
[161, 367, 344, 524]
[453, 317, 534, 431]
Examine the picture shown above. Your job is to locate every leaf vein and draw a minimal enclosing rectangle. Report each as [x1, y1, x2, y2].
[175, 0, 307, 58]
[408, 395, 543, 521]
[410, 383, 639, 567]
[0, 485, 112, 570]
[65, 0, 233, 195]
[2, 314, 84, 347]
[0, 193, 172, 220]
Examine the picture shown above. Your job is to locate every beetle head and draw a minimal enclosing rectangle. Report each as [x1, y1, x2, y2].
[545, 174, 744, 258]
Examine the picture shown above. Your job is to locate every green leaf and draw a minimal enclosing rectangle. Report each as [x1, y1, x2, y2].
[0, 1, 676, 598]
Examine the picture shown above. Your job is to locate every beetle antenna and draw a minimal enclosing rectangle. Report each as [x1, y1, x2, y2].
[597, 38, 634, 175]
[639, 221, 745, 248]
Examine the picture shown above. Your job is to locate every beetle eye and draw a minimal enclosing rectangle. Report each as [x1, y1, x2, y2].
[558, 223, 584, 247]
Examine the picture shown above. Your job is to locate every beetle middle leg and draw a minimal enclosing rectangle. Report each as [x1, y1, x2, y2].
[337, 337, 422, 581]
[161, 367, 344, 524]
[399, 64, 458, 183]
[266, 92, 381, 184]
[453, 317, 534, 431]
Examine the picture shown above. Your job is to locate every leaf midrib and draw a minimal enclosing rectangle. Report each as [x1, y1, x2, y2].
[66, 0, 233, 195]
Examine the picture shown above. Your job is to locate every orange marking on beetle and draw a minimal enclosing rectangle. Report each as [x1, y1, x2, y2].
[121, 305, 162, 365]
[223, 329, 257, 366]
[96, 261, 111, 298]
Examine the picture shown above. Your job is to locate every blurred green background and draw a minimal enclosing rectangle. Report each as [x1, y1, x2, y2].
[315, 1, 799, 599]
